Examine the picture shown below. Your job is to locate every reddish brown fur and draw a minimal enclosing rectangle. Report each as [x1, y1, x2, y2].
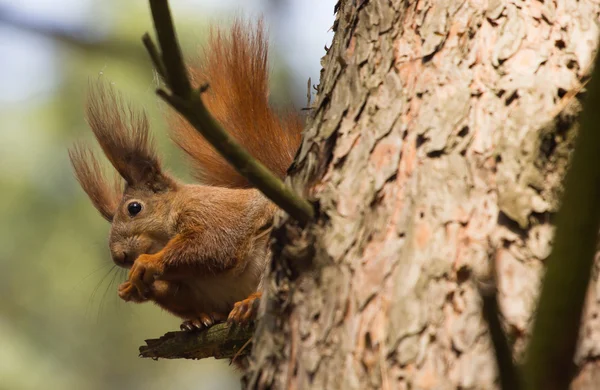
[71, 19, 301, 331]
[168, 18, 303, 188]
[118, 189, 275, 322]
[68, 143, 122, 221]
[86, 83, 175, 191]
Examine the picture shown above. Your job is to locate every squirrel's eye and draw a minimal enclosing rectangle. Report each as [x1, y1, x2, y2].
[127, 201, 142, 216]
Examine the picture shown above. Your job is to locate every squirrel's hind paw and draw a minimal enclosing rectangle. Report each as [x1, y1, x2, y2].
[180, 312, 226, 332]
[227, 292, 262, 325]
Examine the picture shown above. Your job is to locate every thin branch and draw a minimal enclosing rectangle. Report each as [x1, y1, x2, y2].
[478, 280, 521, 390]
[0, 6, 148, 66]
[157, 90, 314, 223]
[523, 47, 600, 389]
[142, 33, 167, 81]
[231, 337, 253, 365]
[139, 322, 254, 360]
[145, 0, 315, 224]
[148, 0, 191, 96]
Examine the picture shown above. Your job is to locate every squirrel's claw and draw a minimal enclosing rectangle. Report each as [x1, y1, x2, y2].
[180, 312, 225, 332]
[227, 292, 261, 325]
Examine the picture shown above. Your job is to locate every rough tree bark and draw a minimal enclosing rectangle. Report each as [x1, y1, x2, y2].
[245, 0, 600, 389]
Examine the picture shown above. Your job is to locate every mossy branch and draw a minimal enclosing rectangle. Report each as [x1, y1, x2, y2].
[145, 0, 314, 224]
[523, 48, 600, 389]
[139, 322, 254, 360]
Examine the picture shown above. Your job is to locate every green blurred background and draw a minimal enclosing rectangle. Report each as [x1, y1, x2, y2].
[0, 1, 332, 389]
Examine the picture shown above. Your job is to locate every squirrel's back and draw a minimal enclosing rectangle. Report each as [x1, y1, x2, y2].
[168, 19, 303, 188]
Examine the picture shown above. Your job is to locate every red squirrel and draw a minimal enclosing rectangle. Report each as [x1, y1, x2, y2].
[69, 19, 302, 331]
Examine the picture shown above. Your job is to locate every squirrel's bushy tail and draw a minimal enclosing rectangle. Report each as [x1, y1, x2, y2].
[168, 18, 303, 188]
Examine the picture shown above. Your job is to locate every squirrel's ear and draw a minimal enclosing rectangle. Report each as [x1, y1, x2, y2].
[86, 82, 176, 192]
[134, 160, 177, 193]
[68, 143, 122, 222]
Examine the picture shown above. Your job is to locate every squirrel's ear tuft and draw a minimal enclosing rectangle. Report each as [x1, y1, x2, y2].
[85, 81, 175, 192]
[68, 143, 122, 221]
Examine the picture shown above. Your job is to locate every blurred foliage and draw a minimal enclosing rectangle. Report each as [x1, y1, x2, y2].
[0, 1, 306, 389]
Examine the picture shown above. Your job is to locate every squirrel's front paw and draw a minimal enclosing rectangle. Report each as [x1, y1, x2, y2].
[118, 281, 149, 302]
[126, 254, 165, 299]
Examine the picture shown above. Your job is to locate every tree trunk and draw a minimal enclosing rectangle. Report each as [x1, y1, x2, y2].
[246, 0, 600, 389]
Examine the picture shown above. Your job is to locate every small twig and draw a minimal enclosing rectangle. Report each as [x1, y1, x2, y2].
[478, 280, 521, 390]
[306, 77, 312, 107]
[156, 89, 315, 223]
[230, 336, 253, 365]
[0, 5, 149, 66]
[550, 60, 593, 119]
[145, 0, 315, 223]
[139, 322, 254, 360]
[142, 32, 167, 81]
[148, 0, 191, 96]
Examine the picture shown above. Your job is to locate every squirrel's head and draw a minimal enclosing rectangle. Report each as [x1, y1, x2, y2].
[69, 82, 179, 268]
[108, 183, 177, 267]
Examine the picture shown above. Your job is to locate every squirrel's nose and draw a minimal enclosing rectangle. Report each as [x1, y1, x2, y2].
[113, 251, 134, 268]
